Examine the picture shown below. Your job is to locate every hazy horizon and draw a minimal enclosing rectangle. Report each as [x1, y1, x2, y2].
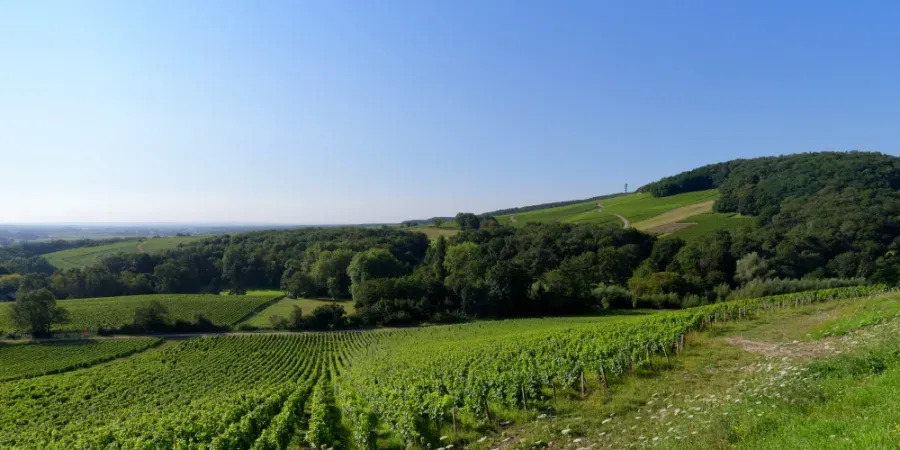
[4, 1, 899, 224]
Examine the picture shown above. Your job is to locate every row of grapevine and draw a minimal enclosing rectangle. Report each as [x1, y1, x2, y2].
[0, 337, 161, 381]
[0, 334, 335, 449]
[339, 285, 890, 446]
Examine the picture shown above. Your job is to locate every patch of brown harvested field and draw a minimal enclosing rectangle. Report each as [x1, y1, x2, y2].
[633, 199, 715, 230]
[645, 222, 696, 234]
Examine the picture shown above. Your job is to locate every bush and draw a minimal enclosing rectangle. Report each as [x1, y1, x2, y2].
[306, 304, 347, 330]
[729, 278, 866, 300]
[591, 284, 632, 309]
[269, 315, 291, 330]
[132, 300, 170, 331]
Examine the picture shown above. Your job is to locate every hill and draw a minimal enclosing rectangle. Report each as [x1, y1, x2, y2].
[496, 189, 720, 229]
[43, 235, 208, 270]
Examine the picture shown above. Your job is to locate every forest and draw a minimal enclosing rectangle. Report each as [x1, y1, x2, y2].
[3, 151, 900, 327]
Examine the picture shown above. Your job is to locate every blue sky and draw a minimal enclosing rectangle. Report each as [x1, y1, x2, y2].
[2, 1, 899, 224]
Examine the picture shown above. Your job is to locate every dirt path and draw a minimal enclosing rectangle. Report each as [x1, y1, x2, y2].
[597, 204, 630, 229]
[725, 335, 840, 358]
[136, 242, 145, 253]
[611, 213, 630, 228]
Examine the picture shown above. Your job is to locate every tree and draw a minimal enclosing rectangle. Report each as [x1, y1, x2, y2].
[306, 304, 347, 330]
[424, 236, 448, 279]
[735, 252, 774, 284]
[132, 300, 170, 331]
[222, 245, 251, 291]
[311, 249, 354, 298]
[455, 213, 481, 231]
[432, 218, 444, 228]
[17, 273, 49, 295]
[347, 249, 405, 300]
[8, 288, 69, 336]
[281, 270, 316, 298]
[154, 261, 189, 293]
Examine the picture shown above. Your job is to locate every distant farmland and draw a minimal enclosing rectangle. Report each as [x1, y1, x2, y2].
[0, 294, 278, 333]
[43, 236, 208, 269]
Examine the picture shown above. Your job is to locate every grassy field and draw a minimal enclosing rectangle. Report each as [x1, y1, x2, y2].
[43, 235, 208, 270]
[243, 297, 356, 328]
[407, 225, 460, 239]
[666, 212, 756, 241]
[0, 294, 278, 333]
[496, 189, 720, 228]
[633, 199, 714, 230]
[0, 338, 161, 381]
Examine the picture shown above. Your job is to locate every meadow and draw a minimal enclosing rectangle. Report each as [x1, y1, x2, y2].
[0, 293, 278, 333]
[0, 285, 889, 450]
[667, 212, 756, 241]
[43, 235, 208, 270]
[243, 297, 356, 328]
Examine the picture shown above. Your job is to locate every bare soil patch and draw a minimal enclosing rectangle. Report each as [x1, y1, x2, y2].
[646, 222, 696, 234]
[725, 336, 839, 358]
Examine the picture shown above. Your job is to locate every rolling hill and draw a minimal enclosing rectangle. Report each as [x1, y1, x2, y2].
[495, 189, 722, 232]
[43, 236, 208, 270]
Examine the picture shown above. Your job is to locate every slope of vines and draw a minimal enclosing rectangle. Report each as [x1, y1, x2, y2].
[0, 333, 374, 449]
[340, 285, 890, 445]
[0, 337, 161, 382]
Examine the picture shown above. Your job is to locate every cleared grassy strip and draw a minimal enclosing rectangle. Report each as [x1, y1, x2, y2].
[0, 337, 161, 381]
[244, 297, 357, 328]
[634, 200, 714, 230]
[408, 226, 460, 240]
[43, 236, 208, 269]
[667, 212, 756, 241]
[0, 294, 278, 332]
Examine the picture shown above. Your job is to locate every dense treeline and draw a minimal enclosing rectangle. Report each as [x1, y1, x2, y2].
[0, 238, 140, 278]
[477, 192, 625, 217]
[637, 161, 735, 197]
[6, 151, 900, 328]
[625, 151, 900, 307]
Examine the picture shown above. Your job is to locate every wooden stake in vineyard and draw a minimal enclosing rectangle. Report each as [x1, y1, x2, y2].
[580, 371, 586, 398]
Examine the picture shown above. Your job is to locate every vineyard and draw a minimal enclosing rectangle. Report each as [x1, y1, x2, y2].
[0, 332, 383, 449]
[0, 285, 889, 449]
[0, 294, 279, 333]
[0, 337, 161, 381]
[337, 285, 889, 446]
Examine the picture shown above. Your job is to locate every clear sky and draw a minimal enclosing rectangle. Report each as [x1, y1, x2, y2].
[2, 1, 899, 224]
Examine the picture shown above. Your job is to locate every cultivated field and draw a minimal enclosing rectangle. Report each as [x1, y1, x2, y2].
[43, 235, 208, 270]
[0, 338, 161, 381]
[0, 294, 278, 333]
[667, 212, 756, 241]
[0, 285, 888, 449]
[496, 189, 720, 228]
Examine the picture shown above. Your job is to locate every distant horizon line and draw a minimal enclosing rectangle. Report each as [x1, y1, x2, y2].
[0, 222, 396, 228]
